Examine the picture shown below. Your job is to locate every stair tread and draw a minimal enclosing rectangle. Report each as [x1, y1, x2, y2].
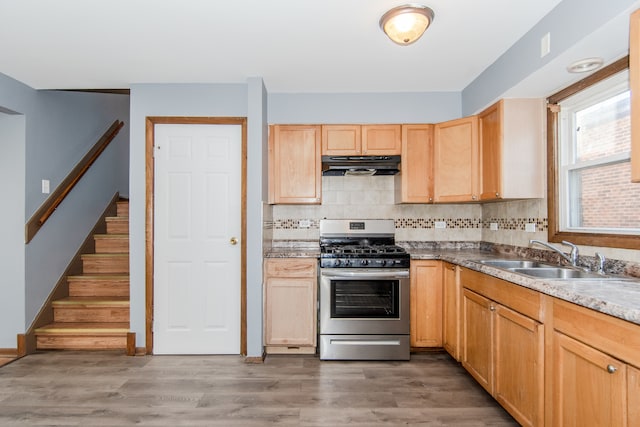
[52, 297, 129, 306]
[94, 234, 129, 239]
[67, 274, 129, 280]
[35, 322, 129, 334]
[81, 253, 128, 258]
[105, 216, 128, 221]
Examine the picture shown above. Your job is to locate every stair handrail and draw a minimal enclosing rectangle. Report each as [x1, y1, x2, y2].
[25, 120, 125, 243]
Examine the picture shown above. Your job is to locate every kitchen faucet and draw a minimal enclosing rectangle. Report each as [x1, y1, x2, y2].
[529, 240, 579, 267]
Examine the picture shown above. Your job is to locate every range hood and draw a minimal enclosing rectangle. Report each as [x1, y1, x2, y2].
[321, 155, 400, 176]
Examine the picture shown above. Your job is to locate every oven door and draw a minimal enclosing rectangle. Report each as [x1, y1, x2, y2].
[319, 268, 410, 335]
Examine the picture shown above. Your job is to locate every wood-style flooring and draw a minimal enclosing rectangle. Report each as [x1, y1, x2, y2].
[0, 351, 517, 426]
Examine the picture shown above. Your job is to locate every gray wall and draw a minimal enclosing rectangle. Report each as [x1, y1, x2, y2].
[128, 83, 258, 351]
[268, 92, 461, 124]
[0, 72, 130, 347]
[0, 112, 26, 346]
[462, 0, 640, 115]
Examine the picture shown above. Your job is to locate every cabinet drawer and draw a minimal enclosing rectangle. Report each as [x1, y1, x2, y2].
[460, 268, 543, 321]
[553, 298, 640, 368]
[265, 258, 317, 278]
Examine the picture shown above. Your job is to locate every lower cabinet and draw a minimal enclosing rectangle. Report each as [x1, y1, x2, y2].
[263, 258, 317, 354]
[461, 269, 544, 427]
[410, 260, 443, 348]
[552, 298, 640, 427]
[442, 262, 461, 360]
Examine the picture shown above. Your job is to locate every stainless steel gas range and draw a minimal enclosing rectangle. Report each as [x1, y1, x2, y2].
[319, 219, 410, 361]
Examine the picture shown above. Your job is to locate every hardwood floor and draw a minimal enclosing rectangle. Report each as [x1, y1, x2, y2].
[0, 351, 517, 426]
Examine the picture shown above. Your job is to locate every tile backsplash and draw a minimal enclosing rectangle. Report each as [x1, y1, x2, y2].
[265, 175, 640, 264]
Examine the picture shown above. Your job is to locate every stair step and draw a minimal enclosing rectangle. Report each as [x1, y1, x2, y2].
[52, 297, 129, 323]
[116, 200, 129, 217]
[35, 322, 129, 350]
[94, 234, 129, 253]
[68, 275, 129, 297]
[106, 216, 128, 234]
[81, 254, 129, 274]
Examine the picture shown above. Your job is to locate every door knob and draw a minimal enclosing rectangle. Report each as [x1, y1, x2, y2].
[230, 237, 238, 245]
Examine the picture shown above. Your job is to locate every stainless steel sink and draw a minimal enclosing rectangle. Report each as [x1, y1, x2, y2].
[509, 267, 614, 280]
[479, 259, 554, 269]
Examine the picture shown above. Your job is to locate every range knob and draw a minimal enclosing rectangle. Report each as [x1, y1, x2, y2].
[381, 259, 387, 266]
[361, 259, 369, 266]
[334, 259, 341, 267]
[344, 259, 351, 267]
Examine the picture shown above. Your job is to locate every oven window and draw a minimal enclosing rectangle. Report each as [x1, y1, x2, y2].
[330, 280, 399, 318]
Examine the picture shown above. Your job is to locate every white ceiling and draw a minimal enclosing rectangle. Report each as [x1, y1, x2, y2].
[0, 0, 564, 93]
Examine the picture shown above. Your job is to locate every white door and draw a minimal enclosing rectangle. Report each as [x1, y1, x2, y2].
[153, 124, 241, 354]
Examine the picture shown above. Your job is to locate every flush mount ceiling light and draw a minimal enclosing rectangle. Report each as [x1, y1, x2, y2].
[379, 4, 435, 46]
[567, 57, 604, 73]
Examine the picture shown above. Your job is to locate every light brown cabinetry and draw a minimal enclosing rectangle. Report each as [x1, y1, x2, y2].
[395, 124, 434, 203]
[442, 262, 460, 360]
[631, 9, 640, 182]
[461, 268, 544, 427]
[321, 124, 401, 155]
[551, 298, 640, 427]
[268, 125, 321, 204]
[433, 116, 480, 202]
[263, 258, 317, 354]
[410, 260, 442, 348]
[478, 99, 545, 200]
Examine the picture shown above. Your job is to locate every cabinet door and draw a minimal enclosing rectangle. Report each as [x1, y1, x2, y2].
[410, 260, 443, 347]
[494, 304, 544, 427]
[269, 125, 321, 204]
[395, 124, 433, 203]
[553, 331, 626, 427]
[479, 101, 502, 200]
[265, 275, 317, 347]
[322, 125, 361, 155]
[362, 125, 402, 155]
[631, 9, 640, 182]
[433, 116, 479, 202]
[442, 262, 460, 360]
[462, 288, 493, 394]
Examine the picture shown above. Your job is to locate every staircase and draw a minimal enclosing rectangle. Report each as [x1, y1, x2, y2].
[34, 200, 130, 351]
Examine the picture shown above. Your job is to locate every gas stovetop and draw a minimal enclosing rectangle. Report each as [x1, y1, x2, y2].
[319, 219, 409, 268]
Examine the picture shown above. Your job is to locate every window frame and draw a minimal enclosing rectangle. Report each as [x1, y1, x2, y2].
[547, 56, 640, 250]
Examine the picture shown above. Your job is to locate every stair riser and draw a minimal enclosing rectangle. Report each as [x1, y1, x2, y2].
[68, 281, 129, 298]
[106, 221, 129, 234]
[36, 335, 127, 350]
[95, 239, 129, 253]
[54, 307, 129, 323]
[82, 257, 129, 274]
[116, 202, 129, 217]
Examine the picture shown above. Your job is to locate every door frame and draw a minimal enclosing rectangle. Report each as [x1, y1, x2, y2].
[145, 116, 247, 355]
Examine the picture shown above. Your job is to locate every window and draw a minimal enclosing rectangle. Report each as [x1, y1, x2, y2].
[548, 57, 640, 249]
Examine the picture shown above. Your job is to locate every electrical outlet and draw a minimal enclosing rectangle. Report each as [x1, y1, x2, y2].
[540, 32, 551, 58]
[298, 219, 311, 228]
[434, 221, 447, 229]
[525, 223, 537, 233]
[41, 179, 50, 194]
[490, 222, 498, 231]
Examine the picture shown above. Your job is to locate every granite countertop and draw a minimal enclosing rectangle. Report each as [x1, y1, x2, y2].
[409, 248, 640, 326]
[264, 243, 640, 326]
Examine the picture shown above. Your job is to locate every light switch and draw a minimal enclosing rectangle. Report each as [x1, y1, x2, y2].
[525, 223, 537, 233]
[490, 222, 498, 231]
[434, 221, 447, 229]
[540, 32, 551, 58]
[298, 219, 311, 228]
[41, 179, 50, 194]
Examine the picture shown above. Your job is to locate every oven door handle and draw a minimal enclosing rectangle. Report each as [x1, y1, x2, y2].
[320, 269, 409, 279]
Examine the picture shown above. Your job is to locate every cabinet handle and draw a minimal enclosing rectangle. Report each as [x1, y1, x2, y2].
[489, 305, 496, 312]
[472, 195, 477, 200]
[607, 364, 617, 374]
[495, 192, 500, 198]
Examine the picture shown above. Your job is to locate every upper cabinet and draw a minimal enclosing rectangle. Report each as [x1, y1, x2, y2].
[322, 124, 401, 155]
[631, 9, 640, 182]
[433, 116, 480, 202]
[395, 124, 434, 203]
[478, 99, 545, 201]
[268, 125, 322, 204]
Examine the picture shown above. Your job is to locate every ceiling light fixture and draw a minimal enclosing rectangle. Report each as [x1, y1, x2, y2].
[380, 4, 435, 46]
[567, 57, 604, 73]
